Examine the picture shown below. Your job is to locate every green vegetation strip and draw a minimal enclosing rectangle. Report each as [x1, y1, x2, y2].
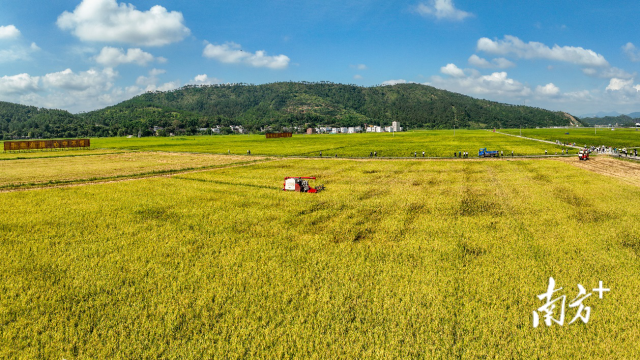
[92, 130, 568, 157]
[500, 128, 640, 149]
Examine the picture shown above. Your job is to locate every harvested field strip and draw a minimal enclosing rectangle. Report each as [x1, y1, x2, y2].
[0, 149, 126, 161]
[0, 152, 270, 189]
[556, 156, 640, 187]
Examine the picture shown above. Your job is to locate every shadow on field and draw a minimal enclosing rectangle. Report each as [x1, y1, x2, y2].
[173, 176, 276, 190]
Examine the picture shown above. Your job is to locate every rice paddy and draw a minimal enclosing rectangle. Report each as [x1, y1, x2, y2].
[88, 130, 568, 157]
[1, 131, 639, 358]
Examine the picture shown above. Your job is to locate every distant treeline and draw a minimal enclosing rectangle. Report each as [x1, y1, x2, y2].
[2, 82, 583, 139]
[580, 115, 639, 126]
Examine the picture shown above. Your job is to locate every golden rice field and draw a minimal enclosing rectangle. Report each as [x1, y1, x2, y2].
[1, 154, 639, 358]
[0, 152, 266, 189]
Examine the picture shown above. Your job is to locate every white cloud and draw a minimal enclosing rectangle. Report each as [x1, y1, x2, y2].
[0, 73, 40, 95]
[42, 68, 117, 91]
[353, 74, 363, 80]
[582, 67, 635, 80]
[203, 42, 290, 69]
[95, 47, 156, 67]
[606, 78, 634, 91]
[149, 68, 166, 76]
[0, 42, 42, 63]
[416, 0, 472, 21]
[135, 68, 180, 92]
[0, 25, 20, 39]
[381, 79, 408, 86]
[468, 54, 491, 68]
[0, 48, 30, 63]
[188, 74, 222, 85]
[469, 55, 515, 69]
[154, 81, 180, 92]
[536, 83, 560, 96]
[622, 42, 640, 62]
[429, 67, 531, 97]
[57, 0, 190, 47]
[492, 58, 516, 69]
[440, 63, 465, 77]
[351, 64, 367, 70]
[477, 35, 609, 67]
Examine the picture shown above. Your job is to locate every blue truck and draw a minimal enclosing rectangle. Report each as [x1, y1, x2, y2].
[478, 148, 499, 157]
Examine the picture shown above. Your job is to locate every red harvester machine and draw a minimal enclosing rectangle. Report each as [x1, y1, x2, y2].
[283, 177, 325, 193]
[578, 148, 590, 161]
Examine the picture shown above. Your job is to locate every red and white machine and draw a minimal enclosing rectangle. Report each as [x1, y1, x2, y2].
[283, 177, 324, 193]
[578, 149, 590, 161]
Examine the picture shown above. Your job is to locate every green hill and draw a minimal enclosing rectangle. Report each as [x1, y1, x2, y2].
[0, 101, 83, 140]
[2, 82, 583, 139]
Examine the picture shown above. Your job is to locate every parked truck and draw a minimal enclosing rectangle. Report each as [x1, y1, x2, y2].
[478, 148, 499, 157]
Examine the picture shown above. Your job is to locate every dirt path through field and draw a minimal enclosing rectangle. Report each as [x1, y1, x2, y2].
[556, 156, 640, 187]
[494, 130, 583, 149]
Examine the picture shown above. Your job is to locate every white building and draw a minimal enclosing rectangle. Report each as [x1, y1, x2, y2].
[340, 127, 348, 133]
[392, 121, 400, 132]
[355, 126, 362, 133]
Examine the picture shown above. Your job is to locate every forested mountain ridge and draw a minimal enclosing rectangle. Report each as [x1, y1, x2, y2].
[2, 82, 583, 139]
[0, 101, 86, 140]
[580, 114, 639, 126]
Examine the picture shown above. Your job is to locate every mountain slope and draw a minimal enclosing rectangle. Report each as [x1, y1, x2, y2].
[80, 82, 581, 135]
[0, 101, 84, 140]
[2, 82, 584, 139]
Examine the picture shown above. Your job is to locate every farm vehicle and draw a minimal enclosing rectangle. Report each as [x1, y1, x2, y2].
[283, 177, 325, 193]
[478, 148, 499, 157]
[578, 149, 589, 161]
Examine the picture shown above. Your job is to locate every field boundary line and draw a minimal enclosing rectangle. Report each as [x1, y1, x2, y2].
[0, 158, 277, 193]
[492, 130, 584, 149]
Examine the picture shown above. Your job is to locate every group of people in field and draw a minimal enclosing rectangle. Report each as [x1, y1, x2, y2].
[574, 145, 638, 159]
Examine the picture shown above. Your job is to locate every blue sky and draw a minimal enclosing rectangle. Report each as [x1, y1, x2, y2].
[1, 0, 640, 115]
